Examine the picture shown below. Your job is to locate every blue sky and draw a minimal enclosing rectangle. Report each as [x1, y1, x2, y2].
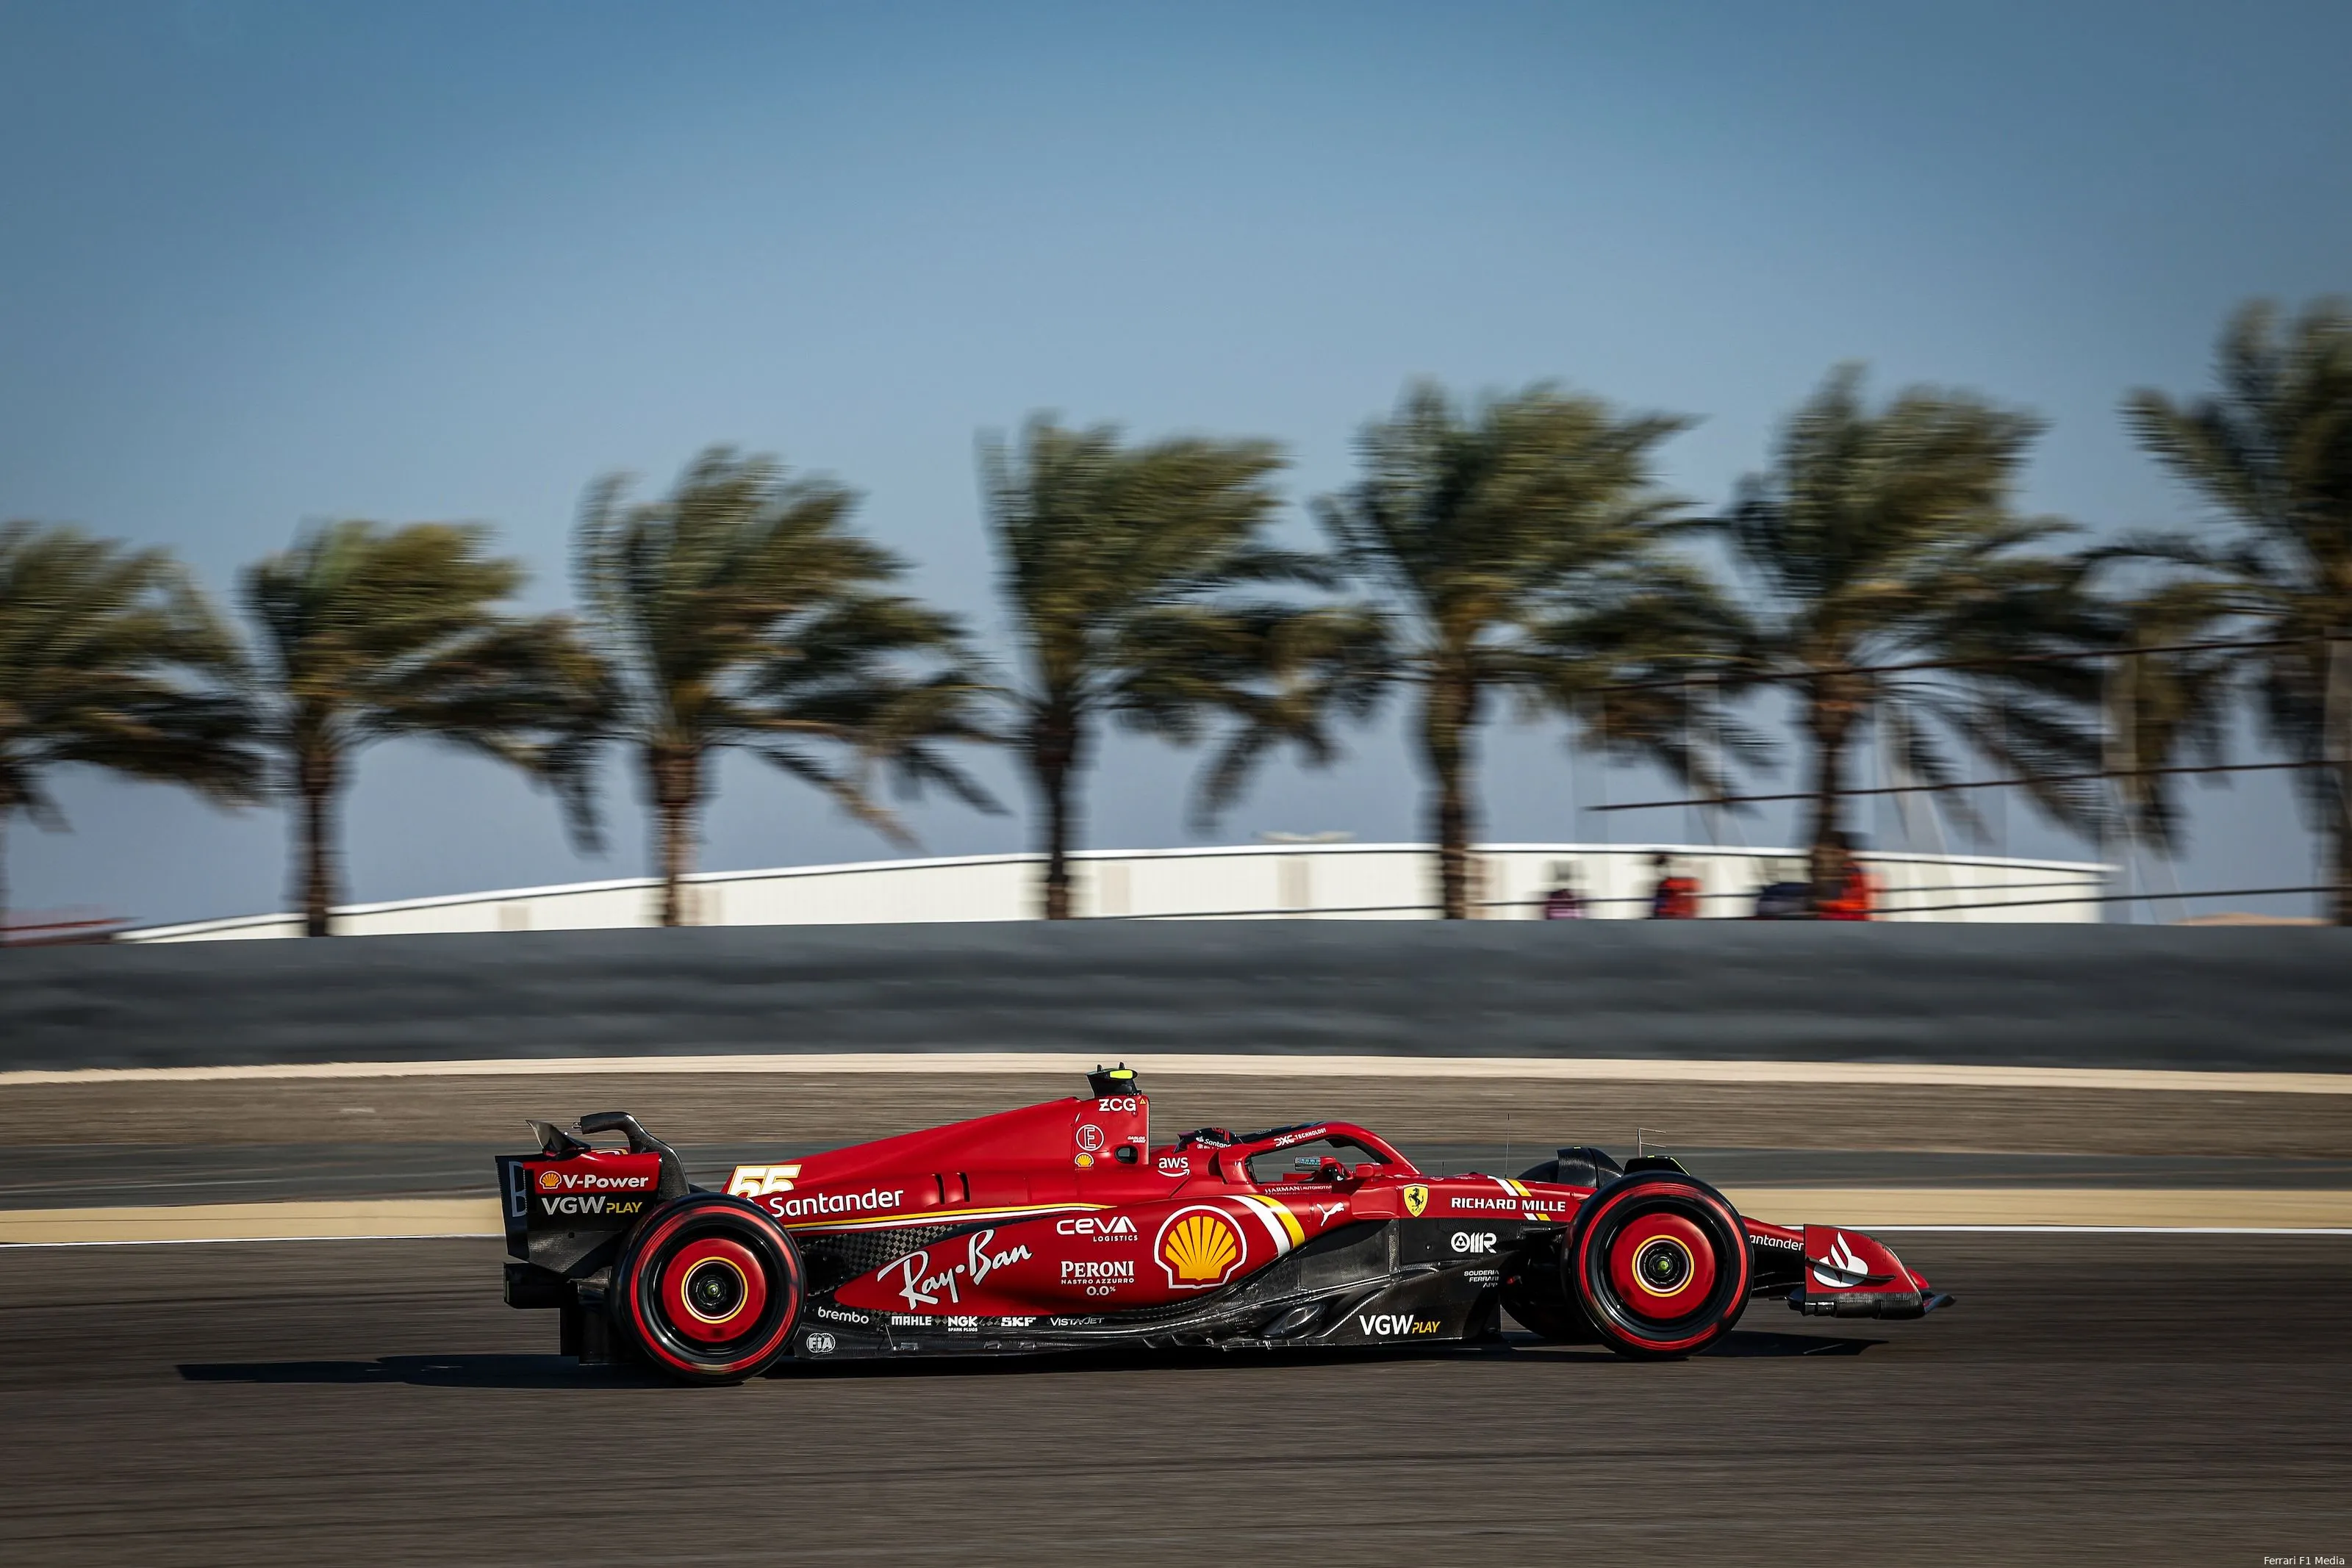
[4, 1, 2349, 924]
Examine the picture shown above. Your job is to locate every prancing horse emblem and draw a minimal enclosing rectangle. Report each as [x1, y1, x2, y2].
[1402, 1184, 1429, 1218]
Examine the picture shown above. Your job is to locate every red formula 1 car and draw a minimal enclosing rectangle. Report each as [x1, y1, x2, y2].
[496, 1067, 1954, 1383]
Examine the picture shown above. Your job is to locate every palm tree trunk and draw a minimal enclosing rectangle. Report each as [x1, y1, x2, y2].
[1804, 674, 1860, 912]
[296, 747, 340, 938]
[1029, 705, 1082, 919]
[2333, 780, 2352, 927]
[649, 744, 703, 927]
[1421, 671, 1477, 919]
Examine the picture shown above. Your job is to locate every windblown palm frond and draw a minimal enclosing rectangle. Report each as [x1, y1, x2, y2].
[578, 447, 994, 927]
[0, 522, 259, 931]
[1314, 381, 1746, 917]
[246, 520, 608, 935]
[2123, 299, 2352, 920]
[1718, 367, 2103, 903]
[983, 417, 1329, 918]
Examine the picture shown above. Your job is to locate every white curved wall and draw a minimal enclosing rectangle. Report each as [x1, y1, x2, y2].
[119, 842, 2109, 942]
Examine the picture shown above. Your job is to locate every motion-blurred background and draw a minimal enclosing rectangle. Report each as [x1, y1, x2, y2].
[5, 1, 2351, 939]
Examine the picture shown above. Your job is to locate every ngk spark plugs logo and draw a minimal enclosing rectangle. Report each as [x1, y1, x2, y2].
[1155, 1206, 1247, 1290]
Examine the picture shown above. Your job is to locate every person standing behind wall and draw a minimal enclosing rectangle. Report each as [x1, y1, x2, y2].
[1815, 832, 1876, 921]
[1541, 861, 1587, 919]
[1649, 852, 1701, 918]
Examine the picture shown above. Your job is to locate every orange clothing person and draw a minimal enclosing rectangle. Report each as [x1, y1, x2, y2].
[1819, 858, 1876, 921]
[1647, 853, 1702, 918]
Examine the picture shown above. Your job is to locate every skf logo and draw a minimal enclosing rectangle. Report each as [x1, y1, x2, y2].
[1156, 1207, 1247, 1290]
[1402, 1184, 1429, 1218]
[727, 1164, 801, 1198]
[1449, 1231, 1496, 1254]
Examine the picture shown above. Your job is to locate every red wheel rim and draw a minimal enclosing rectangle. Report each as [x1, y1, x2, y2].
[660, 1236, 768, 1343]
[1605, 1211, 1716, 1320]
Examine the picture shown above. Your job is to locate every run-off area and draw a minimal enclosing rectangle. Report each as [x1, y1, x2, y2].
[0, 1234, 2343, 1567]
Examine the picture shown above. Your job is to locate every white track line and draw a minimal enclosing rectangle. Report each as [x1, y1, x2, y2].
[6, 1051, 2348, 1094]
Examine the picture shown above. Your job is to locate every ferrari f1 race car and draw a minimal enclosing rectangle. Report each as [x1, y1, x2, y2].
[496, 1068, 1954, 1383]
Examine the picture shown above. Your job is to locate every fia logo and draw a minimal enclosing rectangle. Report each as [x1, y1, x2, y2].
[803, 1333, 836, 1356]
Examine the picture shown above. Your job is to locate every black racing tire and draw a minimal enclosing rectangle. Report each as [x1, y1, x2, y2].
[1565, 1171, 1751, 1360]
[1499, 1233, 1596, 1342]
[1501, 1274, 1597, 1343]
[613, 1195, 804, 1384]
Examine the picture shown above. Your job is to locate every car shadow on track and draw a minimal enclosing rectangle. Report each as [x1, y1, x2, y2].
[174, 1329, 1879, 1389]
[176, 1355, 673, 1389]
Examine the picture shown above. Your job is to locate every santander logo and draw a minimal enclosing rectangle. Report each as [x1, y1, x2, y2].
[1810, 1231, 1871, 1289]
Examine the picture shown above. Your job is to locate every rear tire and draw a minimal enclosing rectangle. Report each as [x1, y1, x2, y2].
[1566, 1172, 1750, 1359]
[614, 1195, 803, 1384]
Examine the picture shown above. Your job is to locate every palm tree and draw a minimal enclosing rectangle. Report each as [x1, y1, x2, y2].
[0, 523, 259, 936]
[246, 521, 608, 937]
[2124, 300, 2352, 921]
[1718, 367, 2103, 905]
[1316, 381, 1746, 918]
[983, 417, 1346, 918]
[577, 447, 995, 927]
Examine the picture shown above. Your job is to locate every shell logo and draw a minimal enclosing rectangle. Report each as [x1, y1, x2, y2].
[537, 1169, 562, 1191]
[1156, 1206, 1247, 1290]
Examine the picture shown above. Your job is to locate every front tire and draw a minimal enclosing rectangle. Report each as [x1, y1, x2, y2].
[1566, 1172, 1751, 1359]
[614, 1195, 803, 1384]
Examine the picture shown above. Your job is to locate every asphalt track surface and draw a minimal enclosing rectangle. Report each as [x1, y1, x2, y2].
[3, 1235, 2346, 1566]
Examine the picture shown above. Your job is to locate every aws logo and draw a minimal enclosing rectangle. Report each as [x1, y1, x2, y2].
[1156, 1207, 1247, 1290]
